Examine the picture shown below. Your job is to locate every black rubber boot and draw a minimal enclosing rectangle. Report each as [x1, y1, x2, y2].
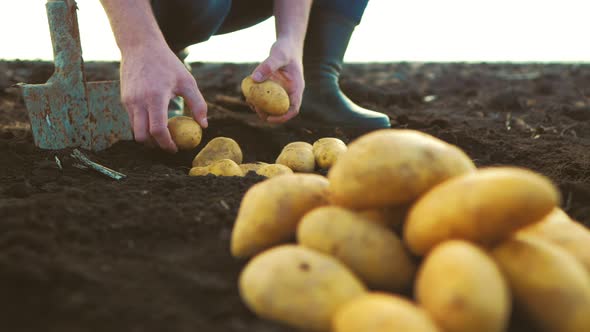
[298, 10, 391, 129]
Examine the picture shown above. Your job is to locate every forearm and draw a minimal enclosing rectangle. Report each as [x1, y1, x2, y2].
[100, 0, 168, 54]
[273, 0, 312, 56]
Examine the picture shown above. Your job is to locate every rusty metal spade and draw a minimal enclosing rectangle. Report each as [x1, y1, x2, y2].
[18, 0, 132, 151]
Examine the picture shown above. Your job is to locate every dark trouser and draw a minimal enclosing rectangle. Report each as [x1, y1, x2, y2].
[151, 0, 369, 54]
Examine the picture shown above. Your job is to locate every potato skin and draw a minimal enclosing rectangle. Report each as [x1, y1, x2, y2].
[520, 208, 590, 274]
[416, 241, 510, 332]
[357, 205, 408, 232]
[256, 164, 293, 178]
[333, 293, 441, 332]
[492, 234, 590, 332]
[207, 159, 244, 177]
[328, 129, 475, 209]
[192, 137, 243, 167]
[239, 245, 366, 332]
[239, 162, 268, 174]
[241, 76, 289, 115]
[276, 144, 315, 173]
[231, 174, 330, 258]
[313, 138, 347, 169]
[167, 116, 202, 150]
[188, 166, 209, 176]
[298, 206, 415, 292]
[404, 167, 560, 256]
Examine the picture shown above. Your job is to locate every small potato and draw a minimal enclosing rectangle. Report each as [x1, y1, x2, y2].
[520, 208, 590, 274]
[328, 129, 476, 209]
[239, 162, 268, 174]
[492, 234, 590, 332]
[192, 137, 243, 167]
[241, 76, 289, 115]
[313, 137, 347, 169]
[276, 145, 315, 173]
[333, 293, 441, 332]
[298, 206, 415, 292]
[231, 174, 330, 258]
[167, 116, 202, 150]
[404, 167, 560, 256]
[284, 141, 313, 151]
[416, 241, 510, 332]
[188, 166, 209, 176]
[256, 164, 293, 178]
[208, 159, 244, 177]
[239, 245, 367, 332]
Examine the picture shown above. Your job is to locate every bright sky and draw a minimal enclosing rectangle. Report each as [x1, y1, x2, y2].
[1, 0, 590, 63]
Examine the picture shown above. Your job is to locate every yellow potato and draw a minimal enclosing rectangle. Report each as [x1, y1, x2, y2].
[276, 144, 315, 173]
[492, 234, 590, 332]
[239, 245, 367, 332]
[241, 76, 289, 115]
[284, 141, 313, 151]
[208, 159, 244, 177]
[167, 116, 202, 150]
[404, 167, 560, 256]
[239, 162, 268, 174]
[328, 129, 476, 209]
[188, 166, 209, 176]
[298, 206, 415, 292]
[333, 293, 441, 332]
[313, 137, 347, 169]
[520, 208, 590, 274]
[256, 163, 293, 178]
[192, 137, 243, 167]
[357, 205, 408, 231]
[231, 174, 330, 258]
[416, 241, 510, 332]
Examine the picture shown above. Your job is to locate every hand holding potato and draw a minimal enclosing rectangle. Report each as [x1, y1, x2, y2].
[245, 38, 304, 123]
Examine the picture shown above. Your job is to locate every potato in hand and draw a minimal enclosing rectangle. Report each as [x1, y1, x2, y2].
[241, 76, 290, 115]
[167, 116, 202, 150]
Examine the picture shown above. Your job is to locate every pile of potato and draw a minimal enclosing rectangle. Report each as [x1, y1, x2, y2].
[169, 115, 348, 178]
[230, 129, 590, 332]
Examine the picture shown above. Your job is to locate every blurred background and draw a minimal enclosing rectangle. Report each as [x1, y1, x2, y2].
[1, 0, 589, 63]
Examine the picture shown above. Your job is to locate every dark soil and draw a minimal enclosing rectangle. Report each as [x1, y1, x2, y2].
[1, 60, 590, 332]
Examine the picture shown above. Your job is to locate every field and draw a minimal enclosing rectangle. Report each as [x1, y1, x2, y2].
[1, 61, 589, 331]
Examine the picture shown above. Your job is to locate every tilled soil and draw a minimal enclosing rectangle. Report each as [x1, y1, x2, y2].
[1, 61, 589, 332]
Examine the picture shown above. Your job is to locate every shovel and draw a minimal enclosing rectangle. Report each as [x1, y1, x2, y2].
[18, 0, 132, 151]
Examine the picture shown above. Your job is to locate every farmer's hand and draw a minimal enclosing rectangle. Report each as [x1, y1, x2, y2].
[120, 44, 208, 153]
[250, 38, 305, 123]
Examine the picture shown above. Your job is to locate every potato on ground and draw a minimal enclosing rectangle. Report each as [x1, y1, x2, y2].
[188, 166, 209, 176]
[404, 167, 560, 256]
[284, 141, 313, 151]
[416, 241, 510, 332]
[192, 137, 242, 167]
[520, 208, 590, 274]
[276, 142, 315, 172]
[231, 174, 330, 258]
[312, 137, 347, 169]
[207, 159, 244, 176]
[256, 163, 293, 178]
[239, 162, 268, 174]
[167, 116, 202, 150]
[298, 206, 415, 292]
[241, 76, 289, 115]
[239, 245, 366, 332]
[492, 234, 590, 332]
[328, 129, 475, 209]
[333, 293, 441, 332]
